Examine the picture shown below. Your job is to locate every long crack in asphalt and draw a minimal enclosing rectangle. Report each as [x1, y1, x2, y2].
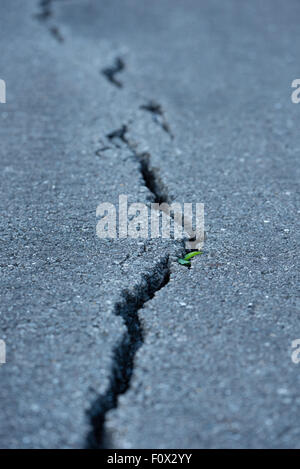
[86, 255, 171, 448]
[35, 3, 188, 448]
[87, 120, 184, 447]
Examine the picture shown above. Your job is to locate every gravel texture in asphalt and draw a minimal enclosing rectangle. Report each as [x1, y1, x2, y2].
[0, 0, 299, 448]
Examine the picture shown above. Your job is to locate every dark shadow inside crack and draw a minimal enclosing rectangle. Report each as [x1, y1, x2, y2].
[86, 257, 170, 449]
[102, 57, 125, 88]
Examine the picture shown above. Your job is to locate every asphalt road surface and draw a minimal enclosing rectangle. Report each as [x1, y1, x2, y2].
[0, 0, 299, 448]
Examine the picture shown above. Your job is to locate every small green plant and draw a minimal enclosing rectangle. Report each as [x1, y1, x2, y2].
[177, 251, 203, 267]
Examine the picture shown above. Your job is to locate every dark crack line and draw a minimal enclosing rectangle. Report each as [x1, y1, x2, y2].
[87, 121, 194, 448]
[106, 124, 170, 204]
[32, 2, 200, 448]
[102, 58, 125, 88]
[87, 122, 183, 449]
[49, 25, 64, 43]
[107, 125, 129, 144]
[35, 0, 64, 43]
[86, 256, 171, 449]
[140, 100, 174, 139]
[36, 0, 53, 21]
[107, 124, 205, 252]
[106, 124, 196, 247]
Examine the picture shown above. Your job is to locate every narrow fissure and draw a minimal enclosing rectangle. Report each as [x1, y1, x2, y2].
[86, 124, 175, 448]
[138, 152, 169, 204]
[140, 100, 174, 139]
[35, 0, 64, 42]
[86, 121, 192, 448]
[86, 257, 170, 448]
[36, 0, 53, 21]
[102, 58, 125, 88]
[31, 3, 198, 449]
[106, 125, 170, 204]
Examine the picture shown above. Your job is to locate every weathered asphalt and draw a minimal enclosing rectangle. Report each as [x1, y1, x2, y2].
[0, 0, 299, 448]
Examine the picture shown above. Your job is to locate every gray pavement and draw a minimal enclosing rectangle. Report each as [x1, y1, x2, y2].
[0, 0, 299, 448]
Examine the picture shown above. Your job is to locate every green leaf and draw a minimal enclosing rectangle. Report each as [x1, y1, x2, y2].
[184, 251, 203, 261]
[178, 258, 191, 266]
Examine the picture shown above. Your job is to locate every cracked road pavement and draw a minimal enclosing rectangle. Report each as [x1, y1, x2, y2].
[0, 0, 300, 449]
